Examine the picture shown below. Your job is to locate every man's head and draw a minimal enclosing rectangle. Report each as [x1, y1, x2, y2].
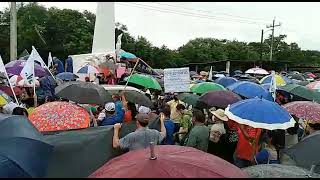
[210, 123, 226, 143]
[112, 94, 120, 102]
[105, 102, 115, 116]
[192, 109, 205, 124]
[136, 113, 150, 127]
[176, 104, 185, 114]
[173, 93, 179, 101]
[12, 107, 28, 117]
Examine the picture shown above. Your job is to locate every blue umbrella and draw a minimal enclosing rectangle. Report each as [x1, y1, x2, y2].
[215, 77, 238, 87]
[225, 97, 295, 130]
[120, 51, 137, 59]
[56, 72, 79, 81]
[261, 83, 271, 90]
[227, 81, 273, 101]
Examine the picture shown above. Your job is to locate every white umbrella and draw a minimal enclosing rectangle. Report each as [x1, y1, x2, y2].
[245, 67, 269, 75]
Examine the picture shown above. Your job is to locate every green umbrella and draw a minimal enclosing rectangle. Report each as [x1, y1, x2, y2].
[177, 93, 200, 106]
[127, 73, 162, 91]
[278, 84, 320, 103]
[190, 82, 226, 95]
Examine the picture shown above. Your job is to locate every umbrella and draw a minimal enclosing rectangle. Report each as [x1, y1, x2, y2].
[227, 81, 273, 101]
[244, 164, 320, 178]
[189, 71, 198, 77]
[199, 90, 242, 109]
[278, 84, 320, 103]
[177, 93, 200, 106]
[0, 86, 23, 97]
[29, 101, 90, 132]
[225, 97, 295, 130]
[245, 67, 269, 75]
[306, 73, 317, 79]
[260, 74, 293, 86]
[127, 73, 162, 91]
[106, 89, 153, 107]
[190, 82, 226, 95]
[120, 51, 137, 59]
[9, 75, 40, 87]
[214, 77, 238, 87]
[283, 132, 320, 174]
[5, 60, 48, 77]
[283, 101, 320, 124]
[307, 81, 320, 92]
[288, 74, 306, 81]
[297, 80, 310, 86]
[89, 145, 248, 178]
[0, 90, 13, 106]
[234, 70, 243, 74]
[55, 81, 112, 105]
[56, 72, 79, 81]
[77, 65, 99, 74]
[261, 83, 271, 90]
[0, 114, 53, 177]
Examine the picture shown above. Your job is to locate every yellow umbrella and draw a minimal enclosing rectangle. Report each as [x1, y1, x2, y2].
[0, 96, 9, 106]
[260, 74, 287, 86]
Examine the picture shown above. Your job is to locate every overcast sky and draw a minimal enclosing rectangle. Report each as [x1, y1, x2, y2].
[0, 2, 319, 51]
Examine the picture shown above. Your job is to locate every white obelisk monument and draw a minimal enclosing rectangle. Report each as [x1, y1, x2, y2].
[92, 2, 115, 54]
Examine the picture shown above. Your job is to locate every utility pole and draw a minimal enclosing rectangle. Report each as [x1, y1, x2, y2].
[10, 2, 17, 61]
[260, 29, 264, 61]
[266, 18, 281, 61]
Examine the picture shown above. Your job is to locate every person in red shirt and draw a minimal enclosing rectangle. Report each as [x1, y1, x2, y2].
[234, 124, 262, 168]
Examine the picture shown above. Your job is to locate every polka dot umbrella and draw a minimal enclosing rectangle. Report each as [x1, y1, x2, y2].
[29, 101, 90, 132]
[283, 101, 320, 124]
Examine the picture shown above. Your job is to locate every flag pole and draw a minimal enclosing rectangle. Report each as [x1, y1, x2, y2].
[124, 58, 140, 91]
[0, 56, 19, 104]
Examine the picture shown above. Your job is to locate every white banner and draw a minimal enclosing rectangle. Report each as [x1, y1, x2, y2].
[164, 67, 190, 93]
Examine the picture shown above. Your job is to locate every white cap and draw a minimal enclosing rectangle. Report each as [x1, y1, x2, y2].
[138, 106, 151, 114]
[105, 102, 115, 112]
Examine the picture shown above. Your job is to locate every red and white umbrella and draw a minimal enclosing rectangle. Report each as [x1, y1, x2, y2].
[245, 67, 269, 75]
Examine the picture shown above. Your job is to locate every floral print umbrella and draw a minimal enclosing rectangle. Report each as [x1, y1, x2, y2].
[306, 81, 320, 92]
[283, 101, 320, 124]
[29, 101, 90, 132]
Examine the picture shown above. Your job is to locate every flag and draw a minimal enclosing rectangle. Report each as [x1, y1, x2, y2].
[269, 70, 277, 101]
[30, 46, 47, 68]
[48, 52, 53, 69]
[208, 66, 213, 81]
[0, 55, 19, 104]
[20, 48, 36, 86]
[115, 33, 123, 62]
[0, 55, 7, 74]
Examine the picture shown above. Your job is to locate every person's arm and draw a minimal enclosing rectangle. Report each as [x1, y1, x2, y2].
[113, 123, 122, 148]
[159, 113, 167, 139]
[120, 91, 128, 111]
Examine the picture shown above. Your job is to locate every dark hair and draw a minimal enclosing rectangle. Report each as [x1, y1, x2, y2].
[145, 93, 151, 100]
[12, 107, 28, 117]
[192, 109, 205, 123]
[162, 104, 171, 117]
[176, 104, 185, 111]
[127, 102, 137, 121]
[138, 120, 149, 127]
[308, 123, 320, 130]
[287, 115, 300, 135]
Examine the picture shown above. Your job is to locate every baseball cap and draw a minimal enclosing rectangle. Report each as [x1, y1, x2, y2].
[136, 113, 150, 124]
[105, 102, 115, 112]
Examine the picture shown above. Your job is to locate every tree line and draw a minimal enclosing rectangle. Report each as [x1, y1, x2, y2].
[1, 2, 320, 68]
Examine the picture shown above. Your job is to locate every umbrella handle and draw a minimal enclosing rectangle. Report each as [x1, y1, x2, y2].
[149, 142, 157, 160]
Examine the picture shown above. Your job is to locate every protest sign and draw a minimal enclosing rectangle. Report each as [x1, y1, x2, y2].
[164, 67, 190, 93]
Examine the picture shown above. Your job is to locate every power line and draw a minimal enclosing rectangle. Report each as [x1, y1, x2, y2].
[151, 2, 271, 24]
[117, 2, 265, 26]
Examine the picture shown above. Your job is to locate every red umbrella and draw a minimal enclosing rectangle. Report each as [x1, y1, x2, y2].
[29, 101, 90, 132]
[89, 145, 248, 178]
[283, 101, 320, 124]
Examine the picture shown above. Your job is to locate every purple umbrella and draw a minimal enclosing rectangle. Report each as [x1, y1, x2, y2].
[5, 60, 48, 77]
[199, 90, 242, 108]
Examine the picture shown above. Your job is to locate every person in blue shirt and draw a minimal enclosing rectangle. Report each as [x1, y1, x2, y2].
[112, 94, 124, 120]
[65, 56, 73, 73]
[53, 57, 65, 74]
[160, 104, 176, 145]
[101, 102, 124, 126]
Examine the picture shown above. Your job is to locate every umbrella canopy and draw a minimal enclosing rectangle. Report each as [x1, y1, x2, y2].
[177, 93, 200, 106]
[56, 72, 79, 81]
[0, 114, 53, 178]
[284, 132, 320, 174]
[245, 67, 269, 75]
[199, 90, 242, 109]
[77, 65, 99, 74]
[283, 101, 320, 124]
[29, 101, 90, 132]
[120, 51, 137, 59]
[278, 84, 320, 103]
[55, 81, 112, 105]
[0, 90, 13, 106]
[260, 74, 293, 86]
[306, 73, 317, 79]
[0, 86, 23, 97]
[5, 60, 48, 77]
[225, 97, 295, 130]
[89, 145, 248, 178]
[227, 81, 273, 101]
[234, 70, 243, 74]
[214, 77, 238, 87]
[307, 81, 320, 92]
[127, 73, 162, 91]
[288, 74, 306, 81]
[190, 82, 226, 95]
[244, 164, 320, 178]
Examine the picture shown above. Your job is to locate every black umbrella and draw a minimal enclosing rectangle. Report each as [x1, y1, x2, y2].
[199, 90, 242, 108]
[177, 93, 200, 106]
[55, 81, 112, 105]
[0, 114, 53, 178]
[110, 90, 153, 107]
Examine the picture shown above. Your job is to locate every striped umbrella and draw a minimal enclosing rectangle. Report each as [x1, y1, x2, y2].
[77, 65, 100, 74]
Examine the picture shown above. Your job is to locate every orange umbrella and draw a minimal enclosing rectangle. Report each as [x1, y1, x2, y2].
[29, 101, 90, 132]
